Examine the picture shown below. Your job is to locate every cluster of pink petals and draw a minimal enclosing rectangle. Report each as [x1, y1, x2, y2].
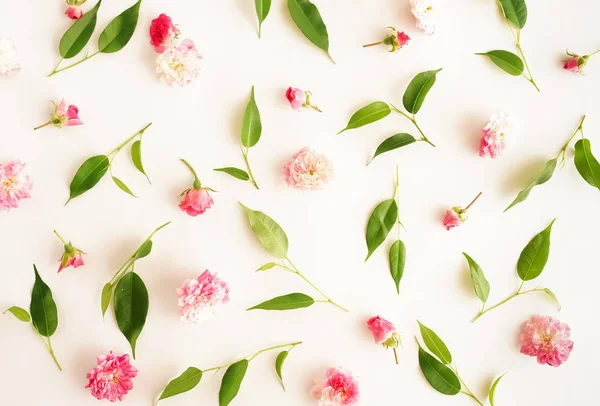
[58, 251, 84, 273]
[443, 207, 465, 230]
[367, 316, 396, 345]
[149, 13, 180, 53]
[0, 161, 33, 211]
[156, 39, 202, 87]
[479, 113, 512, 158]
[85, 352, 138, 402]
[311, 367, 360, 406]
[179, 188, 214, 216]
[55, 99, 83, 127]
[286, 87, 306, 110]
[177, 270, 230, 324]
[65, 6, 83, 20]
[519, 315, 574, 367]
[284, 147, 333, 191]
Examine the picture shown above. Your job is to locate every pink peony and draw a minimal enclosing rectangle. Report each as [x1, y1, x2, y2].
[479, 113, 512, 158]
[149, 13, 179, 53]
[177, 270, 230, 324]
[286, 87, 306, 110]
[156, 39, 202, 87]
[284, 147, 333, 190]
[85, 352, 138, 402]
[397, 31, 410, 47]
[311, 367, 360, 406]
[179, 188, 213, 216]
[519, 315, 574, 367]
[0, 161, 33, 211]
[367, 316, 396, 345]
[443, 208, 464, 230]
[65, 5, 83, 19]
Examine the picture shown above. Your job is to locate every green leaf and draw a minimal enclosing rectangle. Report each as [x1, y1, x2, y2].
[368, 133, 417, 164]
[158, 367, 203, 402]
[489, 370, 509, 406]
[504, 158, 558, 212]
[389, 240, 406, 294]
[101, 282, 112, 317]
[255, 0, 272, 38]
[239, 203, 289, 258]
[98, 0, 142, 53]
[287, 0, 331, 59]
[131, 140, 151, 183]
[135, 240, 153, 260]
[417, 321, 452, 364]
[4, 306, 30, 322]
[574, 139, 600, 190]
[365, 199, 398, 261]
[114, 272, 149, 359]
[219, 360, 249, 406]
[111, 176, 136, 197]
[247, 293, 315, 311]
[59, 0, 101, 58]
[517, 219, 556, 281]
[338, 101, 390, 134]
[418, 345, 460, 395]
[30, 265, 58, 337]
[241, 86, 262, 148]
[543, 288, 562, 311]
[476, 50, 524, 76]
[275, 351, 289, 390]
[402, 69, 442, 114]
[256, 262, 277, 272]
[498, 0, 528, 28]
[214, 167, 250, 181]
[462, 253, 490, 303]
[67, 155, 110, 203]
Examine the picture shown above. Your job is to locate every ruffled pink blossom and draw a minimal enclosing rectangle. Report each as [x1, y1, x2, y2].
[284, 147, 333, 190]
[479, 113, 512, 158]
[34, 99, 82, 131]
[0, 37, 21, 76]
[286, 87, 306, 110]
[156, 39, 202, 87]
[177, 270, 230, 324]
[519, 315, 574, 367]
[149, 13, 180, 53]
[0, 161, 33, 211]
[85, 352, 138, 402]
[65, 6, 83, 19]
[311, 367, 360, 406]
[443, 192, 482, 231]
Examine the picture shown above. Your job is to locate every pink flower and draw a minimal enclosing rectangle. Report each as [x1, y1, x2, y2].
[311, 367, 360, 406]
[85, 351, 138, 402]
[34, 99, 82, 131]
[177, 270, 230, 324]
[156, 39, 202, 87]
[0, 161, 33, 211]
[479, 113, 512, 158]
[179, 188, 213, 216]
[443, 192, 482, 231]
[363, 27, 409, 53]
[284, 147, 333, 190]
[286, 87, 306, 110]
[367, 316, 396, 345]
[65, 6, 83, 19]
[54, 230, 85, 273]
[397, 31, 410, 47]
[149, 13, 180, 53]
[519, 315, 574, 367]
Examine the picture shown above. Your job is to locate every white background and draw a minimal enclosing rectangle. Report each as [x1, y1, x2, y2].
[1, 0, 598, 404]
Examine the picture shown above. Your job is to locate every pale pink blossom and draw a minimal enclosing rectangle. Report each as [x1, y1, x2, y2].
[0, 37, 21, 76]
[410, 0, 438, 35]
[65, 6, 83, 19]
[0, 161, 33, 211]
[311, 367, 360, 406]
[156, 39, 202, 87]
[179, 188, 214, 216]
[519, 315, 574, 367]
[34, 99, 82, 130]
[177, 270, 230, 324]
[479, 113, 513, 158]
[286, 87, 306, 110]
[149, 13, 180, 53]
[284, 147, 333, 190]
[85, 351, 138, 402]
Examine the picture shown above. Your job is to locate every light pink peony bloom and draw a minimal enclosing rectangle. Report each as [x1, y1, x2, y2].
[85, 352, 138, 402]
[0, 161, 33, 211]
[286, 87, 306, 110]
[156, 39, 202, 87]
[65, 6, 83, 19]
[519, 315, 574, 367]
[0, 37, 21, 76]
[179, 188, 214, 216]
[311, 367, 360, 406]
[149, 13, 180, 53]
[177, 270, 230, 324]
[367, 315, 396, 345]
[479, 113, 512, 158]
[284, 147, 333, 190]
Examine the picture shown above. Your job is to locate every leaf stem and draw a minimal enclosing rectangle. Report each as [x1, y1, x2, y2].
[390, 104, 436, 147]
[109, 123, 153, 156]
[557, 115, 586, 166]
[450, 366, 484, 406]
[242, 149, 260, 190]
[33, 121, 53, 131]
[202, 342, 302, 373]
[48, 51, 100, 77]
[363, 41, 383, 48]
[181, 159, 202, 189]
[471, 286, 546, 322]
[464, 192, 483, 211]
[53, 230, 68, 246]
[33, 327, 62, 371]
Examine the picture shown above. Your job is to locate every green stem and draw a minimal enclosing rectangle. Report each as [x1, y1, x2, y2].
[33, 121, 53, 131]
[589, 49, 600, 57]
[181, 159, 202, 189]
[450, 366, 484, 406]
[464, 192, 483, 211]
[53, 230, 68, 246]
[558, 115, 586, 166]
[33, 327, 62, 371]
[48, 51, 100, 77]
[242, 149, 260, 190]
[390, 105, 436, 147]
[471, 286, 545, 323]
[395, 165, 401, 240]
[515, 30, 540, 91]
[109, 123, 153, 156]
[202, 342, 302, 373]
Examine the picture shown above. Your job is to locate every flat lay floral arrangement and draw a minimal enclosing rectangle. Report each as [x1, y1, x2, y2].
[0, 0, 597, 405]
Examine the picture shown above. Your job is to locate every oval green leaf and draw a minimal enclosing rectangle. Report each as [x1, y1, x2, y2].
[489, 370, 509, 406]
[59, 0, 102, 58]
[477, 50, 524, 76]
[418, 346, 460, 395]
[158, 367, 203, 402]
[574, 139, 600, 190]
[4, 306, 31, 322]
[101, 282, 112, 317]
[219, 360, 249, 406]
[365, 199, 398, 261]
[287, 0, 331, 58]
[275, 350, 289, 390]
[30, 265, 58, 337]
[462, 253, 490, 303]
[131, 140, 151, 183]
[369, 133, 417, 164]
[504, 158, 558, 212]
[135, 240, 153, 260]
[247, 293, 314, 311]
[255, 0, 272, 38]
[67, 155, 110, 203]
[338, 101, 390, 134]
[114, 272, 149, 359]
[241, 86, 262, 148]
[214, 167, 250, 181]
[517, 219, 556, 281]
[98, 0, 142, 53]
[417, 321, 452, 364]
[256, 262, 277, 272]
[498, 0, 527, 29]
[389, 239, 406, 295]
[239, 203, 289, 258]
[402, 69, 442, 114]
[543, 288, 562, 311]
[112, 176, 136, 197]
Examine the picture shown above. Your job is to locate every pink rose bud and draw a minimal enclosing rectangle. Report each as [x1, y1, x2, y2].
[178, 159, 214, 217]
[363, 27, 410, 53]
[34, 99, 83, 131]
[149, 13, 180, 53]
[65, 5, 83, 19]
[54, 230, 85, 273]
[519, 315, 574, 367]
[285, 87, 322, 112]
[367, 316, 401, 364]
[443, 192, 482, 231]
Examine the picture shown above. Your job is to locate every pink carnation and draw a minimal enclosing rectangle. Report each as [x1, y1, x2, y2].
[519, 315, 574, 367]
[149, 13, 179, 53]
[85, 352, 138, 402]
[311, 367, 360, 406]
[284, 147, 333, 190]
[177, 270, 230, 324]
[0, 161, 33, 211]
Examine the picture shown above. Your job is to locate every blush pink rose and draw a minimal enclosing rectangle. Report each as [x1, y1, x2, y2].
[65, 5, 83, 19]
[286, 87, 306, 110]
[85, 352, 138, 402]
[0, 160, 33, 211]
[519, 315, 574, 367]
[56, 99, 82, 127]
[367, 316, 396, 345]
[177, 270, 230, 324]
[179, 188, 213, 216]
[311, 367, 360, 406]
[284, 147, 333, 190]
[149, 13, 179, 53]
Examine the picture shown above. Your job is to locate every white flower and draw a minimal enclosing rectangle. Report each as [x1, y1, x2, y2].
[0, 37, 21, 76]
[156, 38, 202, 87]
[479, 113, 514, 158]
[410, 0, 438, 35]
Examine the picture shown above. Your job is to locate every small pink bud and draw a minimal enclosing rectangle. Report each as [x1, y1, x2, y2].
[54, 230, 85, 273]
[65, 5, 83, 20]
[34, 99, 83, 131]
[443, 192, 482, 231]
[563, 55, 586, 74]
[285, 87, 306, 110]
[397, 31, 411, 47]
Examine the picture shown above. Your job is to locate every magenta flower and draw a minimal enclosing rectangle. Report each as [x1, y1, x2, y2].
[34, 99, 82, 131]
[443, 192, 482, 231]
[0, 161, 32, 211]
[563, 49, 599, 74]
[177, 270, 230, 324]
[311, 367, 360, 406]
[284, 147, 333, 191]
[178, 159, 214, 217]
[285, 87, 322, 112]
[54, 230, 85, 273]
[85, 352, 138, 402]
[367, 316, 401, 364]
[519, 315, 574, 367]
[363, 27, 410, 53]
[149, 13, 180, 53]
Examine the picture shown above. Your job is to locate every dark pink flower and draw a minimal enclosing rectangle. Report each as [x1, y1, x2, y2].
[65, 5, 83, 19]
[364, 27, 410, 53]
[150, 13, 179, 53]
[85, 352, 138, 402]
[519, 315, 574, 367]
[367, 315, 396, 345]
[397, 31, 410, 47]
[54, 230, 85, 273]
[34, 99, 82, 131]
[286, 87, 306, 110]
[179, 188, 213, 216]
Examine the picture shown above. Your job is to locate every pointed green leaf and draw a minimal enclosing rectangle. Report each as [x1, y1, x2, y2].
[219, 360, 249, 406]
[365, 199, 398, 261]
[417, 321, 452, 364]
[418, 345, 460, 395]
[256, 262, 277, 272]
[543, 288, 561, 311]
[214, 167, 250, 181]
[287, 0, 331, 59]
[476, 50, 524, 76]
[489, 370, 509, 406]
[368, 133, 416, 164]
[101, 282, 112, 317]
[389, 240, 406, 294]
[30, 265, 58, 337]
[112, 176, 136, 197]
[498, 0, 528, 28]
[131, 140, 151, 183]
[517, 219, 556, 281]
[338, 101, 390, 134]
[4, 306, 30, 322]
[504, 158, 558, 212]
[462, 253, 490, 303]
[67, 155, 110, 203]
[255, 0, 272, 38]
[239, 203, 289, 258]
[241, 86, 262, 148]
[247, 293, 314, 311]
[135, 240, 153, 260]
[98, 0, 142, 53]
[574, 139, 600, 190]
[402, 69, 442, 114]
[275, 351, 289, 390]
[59, 0, 102, 58]
[114, 272, 149, 359]
[158, 367, 203, 402]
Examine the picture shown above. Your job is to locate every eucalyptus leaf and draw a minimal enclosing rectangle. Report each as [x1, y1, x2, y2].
[67, 155, 110, 204]
[214, 167, 250, 181]
[30, 265, 58, 337]
[365, 199, 398, 261]
[417, 321, 452, 364]
[247, 293, 315, 311]
[112, 176, 136, 197]
[4, 306, 30, 322]
[402, 69, 442, 114]
[498, 0, 528, 28]
[256, 262, 277, 272]
[135, 240, 153, 260]
[98, 0, 142, 53]
[462, 253, 490, 303]
[543, 288, 562, 311]
[287, 0, 331, 59]
[389, 240, 406, 294]
[418, 346, 460, 395]
[338, 102, 390, 134]
[504, 158, 558, 212]
[131, 140, 151, 183]
[101, 282, 112, 317]
[219, 360, 249, 406]
[114, 272, 149, 359]
[158, 367, 203, 402]
[239, 203, 289, 258]
[275, 351, 289, 390]
[241, 86, 262, 148]
[369, 133, 416, 164]
[574, 139, 600, 190]
[255, 0, 272, 38]
[59, 0, 101, 58]
[489, 370, 509, 406]
[476, 50, 524, 76]
[517, 219, 556, 281]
